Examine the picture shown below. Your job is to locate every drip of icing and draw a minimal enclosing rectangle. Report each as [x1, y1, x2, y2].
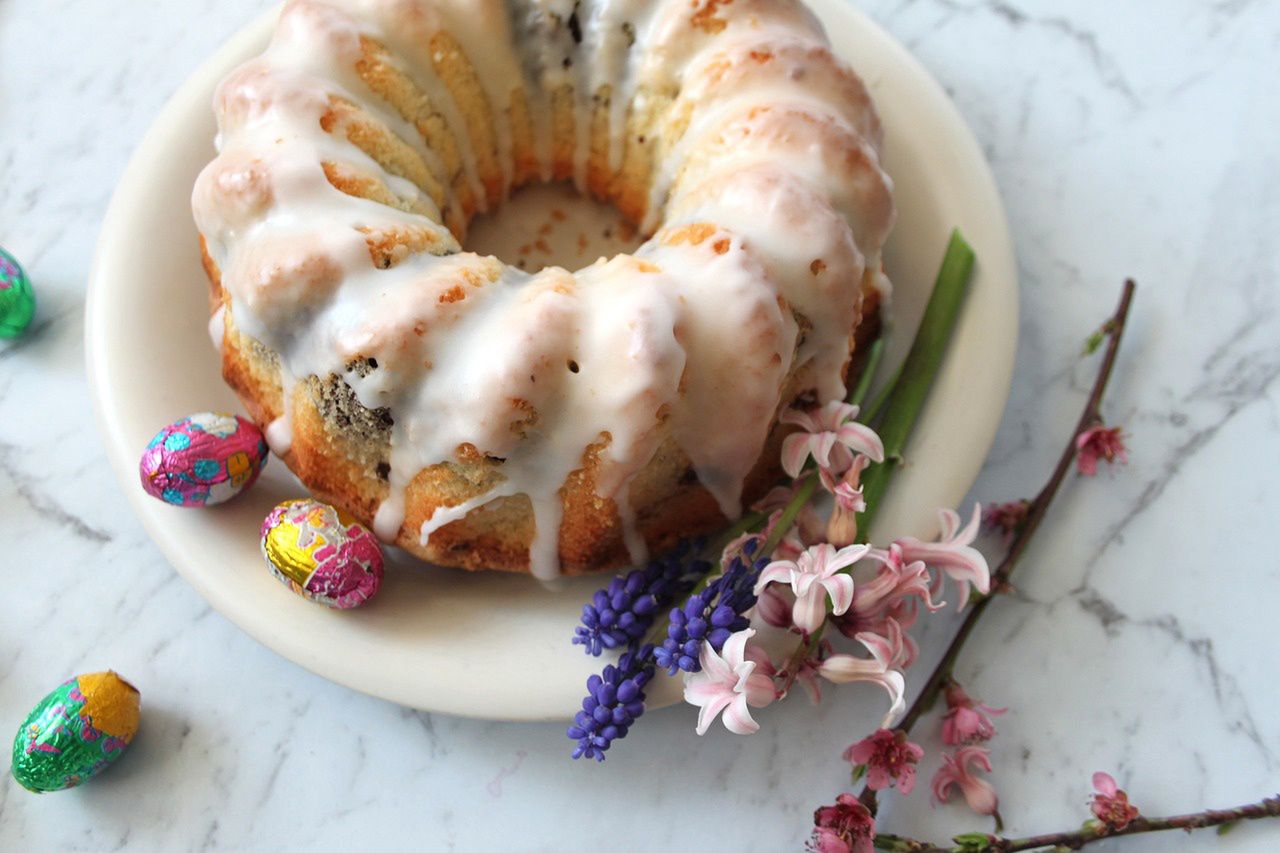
[614, 476, 649, 567]
[265, 416, 293, 457]
[208, 304, 226, 352]
[372, 495, 405, 542]
[194, 0, 895, 579]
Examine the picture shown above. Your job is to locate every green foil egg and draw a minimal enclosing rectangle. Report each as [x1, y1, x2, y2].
[0, 246, 36, 339]
[10, 671, 141, 793]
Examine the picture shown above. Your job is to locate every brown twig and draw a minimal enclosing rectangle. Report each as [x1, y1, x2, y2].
[873, 794, 1280, 851]
[859, 280, 1136, 812]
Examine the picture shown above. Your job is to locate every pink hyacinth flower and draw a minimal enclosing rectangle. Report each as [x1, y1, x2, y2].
[1076, 425, 1128, 476]
[780, 401, 885, 479]
[817, 620, 909, 725]
[754, 583, 794, 629]
[823, 455, 871, 547]
[1091, 771, 1140, 830]
[683, 629, 777, 736]
[755, 543, 870, 634]
[932, 746, 1001, 823]
[879, 505, 990, 610]
[941, 681, 1006, 746]
[811, 793, 876, 853]
[844, 728, 925, 795]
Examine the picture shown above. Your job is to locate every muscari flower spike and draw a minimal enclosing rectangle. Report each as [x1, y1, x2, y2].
[654, 539, 768, 676]
[567, 645, 655, 761]
[572, 541, 709, 656]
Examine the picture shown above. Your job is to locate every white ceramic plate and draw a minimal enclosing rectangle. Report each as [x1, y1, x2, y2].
[86, 1, 1017, 721]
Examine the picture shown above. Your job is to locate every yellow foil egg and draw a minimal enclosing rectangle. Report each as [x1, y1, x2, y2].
[260, 499, 384, 609]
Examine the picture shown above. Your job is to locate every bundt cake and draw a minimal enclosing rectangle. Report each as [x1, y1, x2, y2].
[193, 0, 895, 580]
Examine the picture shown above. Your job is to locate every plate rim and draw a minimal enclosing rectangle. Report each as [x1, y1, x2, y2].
[85, 1, 1018, 721]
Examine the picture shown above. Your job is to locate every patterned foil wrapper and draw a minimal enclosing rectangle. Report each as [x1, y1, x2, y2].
[0, 246, 36, 339]
[260, 499, 384, 609]
[11, 671, 141, 793]
[139, 412, 268, 507]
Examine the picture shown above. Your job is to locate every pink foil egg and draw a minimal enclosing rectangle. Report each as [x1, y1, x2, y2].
[260, 499, 384, 609]
[139, 413, 268, 507]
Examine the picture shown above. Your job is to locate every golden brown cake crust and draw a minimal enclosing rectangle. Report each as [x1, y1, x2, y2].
[204, 241, 879, 576]
[194, 0, 894, 577]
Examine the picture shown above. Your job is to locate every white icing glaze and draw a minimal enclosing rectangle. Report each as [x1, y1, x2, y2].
[193, 0, 895, 580]
[208, 304, 226, 352]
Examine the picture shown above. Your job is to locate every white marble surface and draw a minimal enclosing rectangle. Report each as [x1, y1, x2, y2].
[2, 1, 1278, 850]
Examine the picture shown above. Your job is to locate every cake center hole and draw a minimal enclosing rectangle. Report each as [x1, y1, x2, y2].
[465, 182, 645, 273]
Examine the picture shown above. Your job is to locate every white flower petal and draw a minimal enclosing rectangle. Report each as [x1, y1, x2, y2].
[721, 628, 755, 670]
[791, 587, 827, 633]
[836, 421, 886, 463]
[937, 507, 961, 541]
[780, 434, 811, 478]
[753, 561, 795, 594]
[822, 574, 856, 616]
[699, 641, 734, 684]
[693, 692, 734, 736]
[721, 696, 760, 735]
[825, 543, 872, 575]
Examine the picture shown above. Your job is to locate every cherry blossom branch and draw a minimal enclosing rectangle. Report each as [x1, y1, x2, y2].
[897, 279, 1134, 735]
[873, 793, 1280, 852]
[855, 280, 1135, 813]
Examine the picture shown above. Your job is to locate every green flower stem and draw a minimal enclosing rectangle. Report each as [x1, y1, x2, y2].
[857, 230, 977, 535]
[849, 336, 887, 407]
[862, 361, 901, 425]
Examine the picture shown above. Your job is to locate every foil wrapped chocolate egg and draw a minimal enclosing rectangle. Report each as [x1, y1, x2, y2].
[140, 412, 268, 507]
[0, 246, 36, 339]
[261, 499, 384, 609]
[11, 671, 141, 793]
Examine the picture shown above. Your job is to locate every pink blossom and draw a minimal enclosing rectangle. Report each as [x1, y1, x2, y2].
[941, 681, 1006, 746]
[878, 506, 990, 610]
[683, 629, 776, 735]
[755, 543, 869, 633]
[983, 499, 1030, 541]
[844, 729, 924, 795]
[932, 747, 1001, 823]
[781, 401, 884, 479]
[792, 651, 827, 705]
[754, 583, 794, 629]
[1091, 771, 1140, 830]
[771, 525, 808, 563]
[817, 621, 908, 725]
[823, 456, 870, 547]
[834, 556, 941, 667]
[753, 634, 830, 704]
[1075, 425, 1128, 476]
[751, 488, 824, 562]
[810, 793, 876, 853]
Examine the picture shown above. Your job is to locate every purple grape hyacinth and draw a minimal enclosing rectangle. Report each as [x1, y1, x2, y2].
[572, 541, 710, 656]
[567, 645, 656, 761]
[653, 539, 770, 675]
